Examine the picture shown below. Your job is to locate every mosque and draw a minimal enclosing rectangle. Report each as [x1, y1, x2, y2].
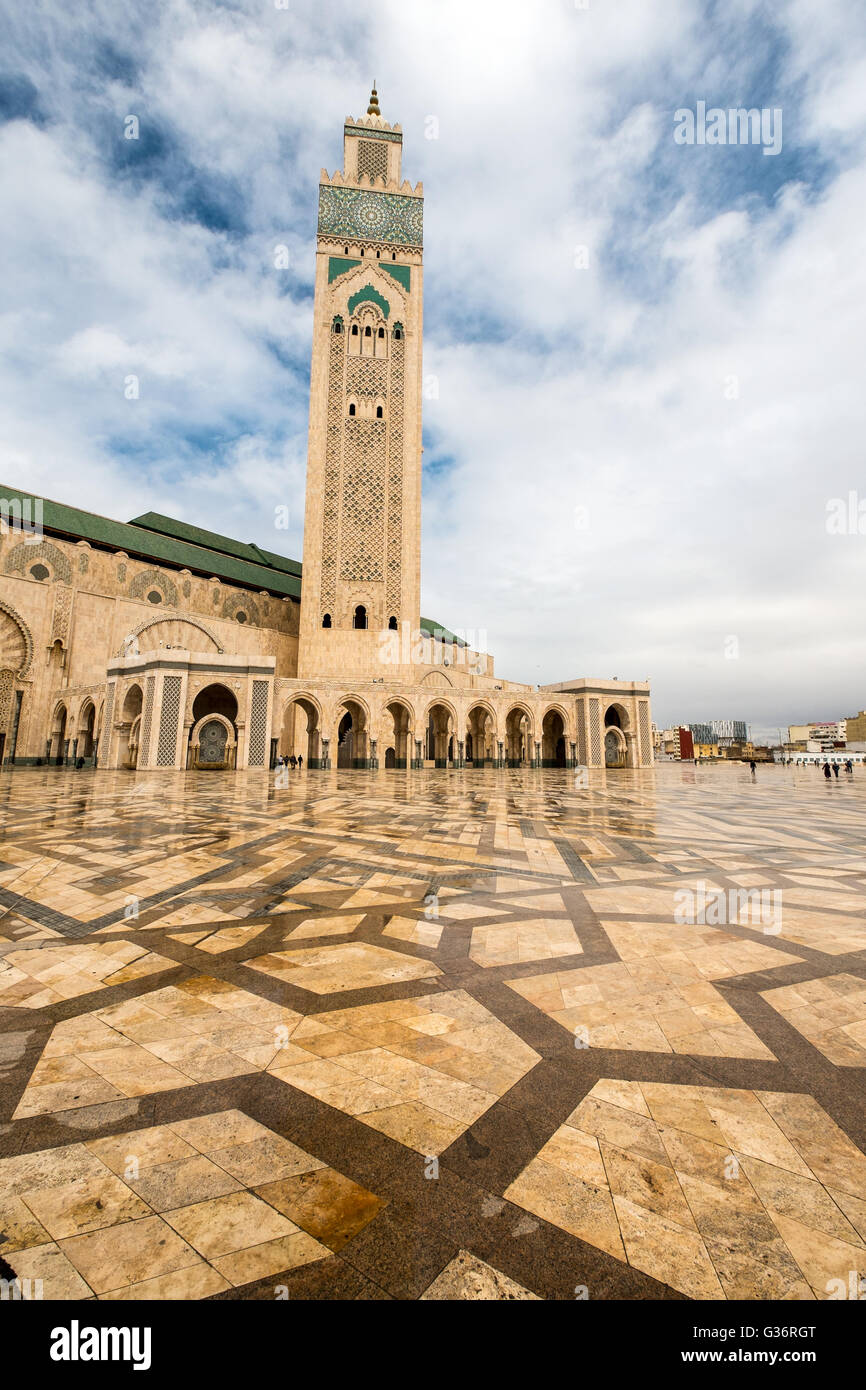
[0, 88, 652, 774]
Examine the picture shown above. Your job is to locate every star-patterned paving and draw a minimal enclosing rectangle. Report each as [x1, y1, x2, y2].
[1, 760, 865, 1301]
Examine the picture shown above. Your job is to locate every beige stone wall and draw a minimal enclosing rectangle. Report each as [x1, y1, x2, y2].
[0, 526, 298, 763]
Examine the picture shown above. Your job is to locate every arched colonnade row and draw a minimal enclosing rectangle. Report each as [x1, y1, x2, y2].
[277, 692, 644, 769]
[33, 681, 647, 771]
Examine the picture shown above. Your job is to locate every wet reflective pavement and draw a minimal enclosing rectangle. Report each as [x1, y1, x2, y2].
[1, 762, 865, 1299]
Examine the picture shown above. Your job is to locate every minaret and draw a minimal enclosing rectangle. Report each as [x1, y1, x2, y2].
[297, 86, 424, 682]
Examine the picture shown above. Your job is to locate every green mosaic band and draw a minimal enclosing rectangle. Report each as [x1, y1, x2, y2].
[344, 124, 403, 143]
[318, 185, 423, 248]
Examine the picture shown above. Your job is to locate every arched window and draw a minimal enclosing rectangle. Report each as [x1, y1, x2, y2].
[343, 246, 348, 254]
[388, 615, 398, 630]
[376, 405, 383, 419]
[348, 402, 356, 416]
[392, 252, 396, 261]
[375, 250, 380, 259]
[364, 326, 371, 337]
[378, 327, 385, 338]
[30, 563, 50, 581]
[322, 613, 332, 628]
[394, 326, 403, 340]
[147, 591, 162, 605]
[333, 320, 342, 334]
[351, 324, 359, 337]
[353, 605, 367, 630]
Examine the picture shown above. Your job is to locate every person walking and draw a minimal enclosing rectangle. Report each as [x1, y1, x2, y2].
[823, 763, 832, 780]
[298, 754, 303, 769]
[833, 762, 840, 778]
[749, 759, 757, 775]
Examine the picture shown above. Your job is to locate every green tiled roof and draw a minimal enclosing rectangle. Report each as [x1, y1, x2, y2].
[0, 486, 302, 600]
[129, 512, 303, 578]
[420, 616, 468, 648]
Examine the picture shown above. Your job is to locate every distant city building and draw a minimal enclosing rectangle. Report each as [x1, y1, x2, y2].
[694, 742, 720, 759]
[788, 722, 847, 750]
[711, 719, 748, 743]
[686, 719, 748, 748]
[844, 710, 866, 743]
[660, 727, 683, 758]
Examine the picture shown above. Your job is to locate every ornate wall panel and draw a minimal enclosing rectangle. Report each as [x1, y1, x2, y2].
[222, 594, 260, 626]
[4, 539, 72, 584]
[102, 682, 116, 758]
[0, 602, 31, 677]
[156, 675, 183, 767]
[589, 698, 601, 767]
[248, 679, 269, 767]
[639, 700, 651, 765]
[576, 703, 587, 766]
[129, 569, 179, 606]
[139, 677, 156, 767]
[386, 332, 405, 614]
[51, 586, 73, 647]
[346, 356, 387, 397]
[0, 668, 14, 733]
[340, 420, 386, 582]
[356, 138, 389, 182]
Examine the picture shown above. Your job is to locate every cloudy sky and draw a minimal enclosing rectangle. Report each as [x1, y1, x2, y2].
[1, 0, 864, 735]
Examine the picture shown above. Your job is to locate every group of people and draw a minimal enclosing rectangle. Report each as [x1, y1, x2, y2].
[748, 757, 857, 778]
[780, 758, 857, 778]
[820, 760, 855, 779]
[276, 754, 304, 770]
[777, 757, 857, 776]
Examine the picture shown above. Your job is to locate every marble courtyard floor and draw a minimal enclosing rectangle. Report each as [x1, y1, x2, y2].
[1, 762, 865, 1302]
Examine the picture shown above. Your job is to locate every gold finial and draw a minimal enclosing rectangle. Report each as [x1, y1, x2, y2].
[367, 81, 380, 116]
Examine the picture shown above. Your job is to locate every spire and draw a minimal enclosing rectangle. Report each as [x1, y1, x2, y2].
[367, 82, 380, 116]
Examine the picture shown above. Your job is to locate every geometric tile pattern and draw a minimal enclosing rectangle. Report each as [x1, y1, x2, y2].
[761, 974, 866, 1066]
[507, 962, 775, 1058]
[0, 1110, 383, 1298]
[0, 941, 173, 1008]
[2, 763, 866, 1300]
[505, 1080, 866, 1301]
